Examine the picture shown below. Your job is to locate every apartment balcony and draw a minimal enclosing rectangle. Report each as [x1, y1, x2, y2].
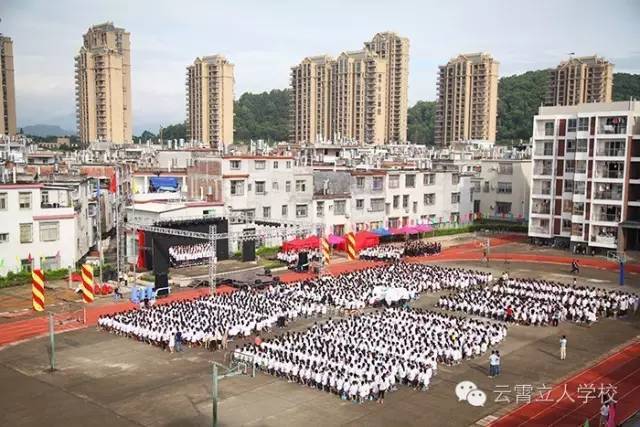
[595, 169, 624, 179]
[534, 167, 553, 176]
[529, 225, 551, 235]
[592, 212, 621, 223]
[596, 147, 626, 157]
[594, 191, 623, 201]
[590, 235, 617, 247]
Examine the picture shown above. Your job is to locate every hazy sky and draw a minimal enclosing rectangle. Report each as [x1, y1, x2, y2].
[2, 0, 639, 134]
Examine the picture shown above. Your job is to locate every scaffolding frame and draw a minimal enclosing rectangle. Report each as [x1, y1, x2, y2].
[127, 218, 323, 295]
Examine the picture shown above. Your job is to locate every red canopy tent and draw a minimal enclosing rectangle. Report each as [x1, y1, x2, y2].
[281, 235, 320, 252]
[337, 231, 380, 251]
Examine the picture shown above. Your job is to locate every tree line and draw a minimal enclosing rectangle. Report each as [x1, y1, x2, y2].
[140, 72, 640, 145]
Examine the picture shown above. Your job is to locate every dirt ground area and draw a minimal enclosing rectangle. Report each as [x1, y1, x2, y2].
[0, 257, 638, 427]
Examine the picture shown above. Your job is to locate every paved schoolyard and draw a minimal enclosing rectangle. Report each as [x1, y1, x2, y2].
[0, 260, 638, 427]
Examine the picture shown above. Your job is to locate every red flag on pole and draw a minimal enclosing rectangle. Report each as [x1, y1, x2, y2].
[109, 170, 117, 193]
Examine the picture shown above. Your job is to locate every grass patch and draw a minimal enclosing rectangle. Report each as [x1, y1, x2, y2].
[0, 268, 70, 289]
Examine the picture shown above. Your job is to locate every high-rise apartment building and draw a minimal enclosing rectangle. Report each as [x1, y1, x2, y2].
[332, 50, 387, 145]
[75, 22, 132, 145]
[186, 55, 235, 149]
[546, 55, 613, 106]
[0, 35, 17, 136]
[289, 32, 408, 146]
[290, 55, 333, 145]
[529, 101, 640, 253]
[434, 52, 499, 145]
[364, 32, 409, 144]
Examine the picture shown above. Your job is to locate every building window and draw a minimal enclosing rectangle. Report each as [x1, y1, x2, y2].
[230, 180, 244, 196]
[356, 199, 364, 210]
[567, 118, 577, 133]
[497, 182, 512, 194]
[0, 233, 8, 243]
[295, 180, 306, 192]
[544, 122, 554, 136]
[19, 192, 32, 209]
[316, 201, 324, 217]
[451, 192, 460, 204]
[356, 177, 365, 189]
[393, 195, 400, 209]
[424, 173, 435, 185]
[562, 219, 572, 233]
[255, 181, 266, 195]
[334, 200, 346, 215]
[285, 181, 291, 192]
[273, 161, 278, 169]
[40, 221, 60, 242]
[281, 205, 288, 217]
[0, 192, 7, 210]
[423, 193, 435, 206]
[20, 259, 32, 272]
[372, 177, 383, 191]
[41, 191, 49, 205]
[286, 161, 292, 169]
[230, 160, 241, 170]
[564, 180, 574, 193]
[451, 174, 460, 185]
[370, 198, 384, 212]
[255, 160, 266, 170]
[20, 223, 33, 243]
[272, 181, 279, 191]
[405, 174, 416, 188]
[402, 195, 409, 208]
[262, 207, 271, 218]
[389, 175, 400, 189]
[295, 204, 308, 218]
[574, 181, 586, 195]
[496, 202, 512, 215]
[472, 181, 481, 193]
[333, 224, 344, 236]
[498, 163, 513, 175]
[577, 117, 589, 132]
[412, 201, 418, 214]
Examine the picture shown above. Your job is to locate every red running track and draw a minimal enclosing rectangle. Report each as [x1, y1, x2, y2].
[491, 341, 640, 427]
[0, 285, 235, 347]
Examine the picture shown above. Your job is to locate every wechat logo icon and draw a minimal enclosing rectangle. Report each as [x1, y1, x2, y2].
[455, 381, 487, 407]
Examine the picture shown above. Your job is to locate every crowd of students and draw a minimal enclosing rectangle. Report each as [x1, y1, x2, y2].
[403, 241, 441, 257]
[234, 308, 507, 401]
[359, 241, 443, 262]
[276, 249, 321, 266]
[437, 276, 639, 326]
[169, 243, 213, 268]
[98, 262, 493, 347]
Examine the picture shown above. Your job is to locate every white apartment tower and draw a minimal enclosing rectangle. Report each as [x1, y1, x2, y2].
[546, 55, 614, 106]
[186, 55, 235, 149]
[75, 22, 132, 144]
[364, 32, 409, 144]
[435, 52, 499, 145]
[529, 101, 640, 253]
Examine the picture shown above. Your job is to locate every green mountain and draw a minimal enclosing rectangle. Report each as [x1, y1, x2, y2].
[612, 73, 640, 101]
[151, 73, 640, 146]
[496, 69, 550, 143]
[234, 89, 290, 143]
[407, 100, 436, 145]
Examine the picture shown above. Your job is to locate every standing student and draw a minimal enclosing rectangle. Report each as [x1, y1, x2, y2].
[495, 351, 501, 376]
[560, 335, 567, 360]
[571, 260, 580, 275]
[168, 332, 175, 353]
[489, 351, 498, 377]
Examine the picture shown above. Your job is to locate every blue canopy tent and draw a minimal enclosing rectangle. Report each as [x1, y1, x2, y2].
[149, 177, 180, 192]
[372, 227, 391, 236]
